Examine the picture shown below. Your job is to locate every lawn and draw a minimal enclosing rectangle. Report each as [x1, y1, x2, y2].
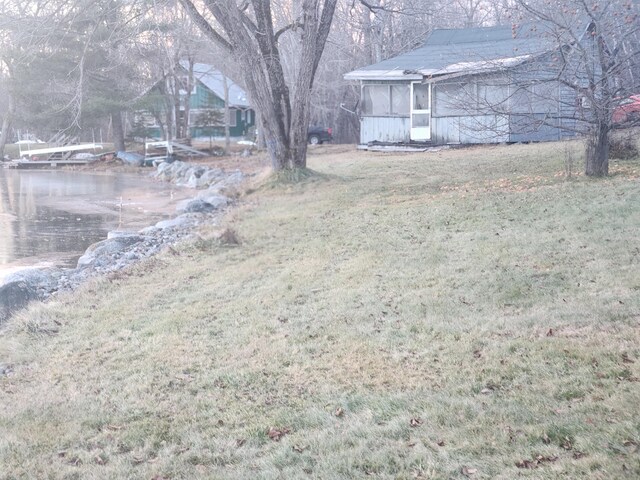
[1, 140, 639, 479]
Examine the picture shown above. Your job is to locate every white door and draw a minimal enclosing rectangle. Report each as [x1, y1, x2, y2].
[411, 82, 431, 141]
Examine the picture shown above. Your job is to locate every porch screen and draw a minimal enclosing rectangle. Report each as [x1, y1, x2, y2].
[362, 85, 390, 115]
[391, 85, 410, 115]
[362, 84, 410, 116]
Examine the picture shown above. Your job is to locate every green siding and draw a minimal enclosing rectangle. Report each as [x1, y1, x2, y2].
[189, 81, 225, 109]
[191, 109, 253, 138]
[138, 81, 255, 139]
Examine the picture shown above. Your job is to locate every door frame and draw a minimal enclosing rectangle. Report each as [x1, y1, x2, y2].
[410, 81, 431, 141]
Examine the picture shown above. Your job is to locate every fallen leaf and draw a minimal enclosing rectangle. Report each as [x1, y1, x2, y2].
[105, 424, 124, 431]
[334, 407, 344, 417]
[573, 451, 586, 459]
[515, 459, 537, 469]
[480, 388, 492, 394]
[407, 442, 417, 447]
[409, 417, 423, 427]
[546, 328, 554, 336]
[461, 466, 478, 476]
[292, 444, 308, 453]
[235, 439, 246, 448]
[436, 440, 446, 446]
[515, 454, 558, 469]
[622, 353, 635, 364]
[267, 426, 291, 441]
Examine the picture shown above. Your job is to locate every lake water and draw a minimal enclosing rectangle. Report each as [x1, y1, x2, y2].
[0, 167, 189, 281]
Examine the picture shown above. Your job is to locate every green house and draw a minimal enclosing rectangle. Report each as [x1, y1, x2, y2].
[138, 62, 255, 140]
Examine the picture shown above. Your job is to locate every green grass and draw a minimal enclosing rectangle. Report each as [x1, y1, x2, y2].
[1, 140, 639, 479]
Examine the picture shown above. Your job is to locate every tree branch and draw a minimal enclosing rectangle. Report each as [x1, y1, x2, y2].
[177, 0, 232, 53]
[274, 21, 303, 43]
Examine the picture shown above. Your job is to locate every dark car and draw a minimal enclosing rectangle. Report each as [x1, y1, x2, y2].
[308, 126, 332, 145]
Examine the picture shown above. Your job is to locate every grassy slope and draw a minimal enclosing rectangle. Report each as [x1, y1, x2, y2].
[1, 142, 639, 479]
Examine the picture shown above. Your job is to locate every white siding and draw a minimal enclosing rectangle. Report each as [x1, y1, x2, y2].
[361, 117, 411, 143]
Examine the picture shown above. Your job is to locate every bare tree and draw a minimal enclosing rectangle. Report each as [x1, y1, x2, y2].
[514, 0, 640, 176]
[178, 0, 338, 171]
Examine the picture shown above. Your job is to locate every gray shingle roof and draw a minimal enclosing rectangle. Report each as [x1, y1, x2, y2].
[185, 62, 250, 108]
[345, 23, 559, 80]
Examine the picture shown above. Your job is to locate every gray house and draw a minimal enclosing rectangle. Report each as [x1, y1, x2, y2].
[345, 23, 584, 146]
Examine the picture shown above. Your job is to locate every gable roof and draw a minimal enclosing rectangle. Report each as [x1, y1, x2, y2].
[183, 62, 251, 108]
[344, 23, 560, 81]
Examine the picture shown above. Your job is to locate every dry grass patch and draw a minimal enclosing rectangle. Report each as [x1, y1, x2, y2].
[1, 140, 639, 479]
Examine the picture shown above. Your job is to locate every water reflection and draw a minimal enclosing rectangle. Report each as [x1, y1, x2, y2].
[0, 168, 183, 272]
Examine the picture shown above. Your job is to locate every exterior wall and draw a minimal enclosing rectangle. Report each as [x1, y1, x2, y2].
[139, 82, 254, 139]
[432, 115, 509, 144]
[507, 56, 578, 142]
[360, 80, 410, 143]
[190, 109, 254, 138]
[146, 109, 252, 138]
[358, 62, 580, 145]
[361, 117, 410, 143]
[189, 81, 225, 109]
[431, 75, 510, 144]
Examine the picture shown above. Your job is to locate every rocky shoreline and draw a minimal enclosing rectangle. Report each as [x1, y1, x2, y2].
[0, 160, 244, 325]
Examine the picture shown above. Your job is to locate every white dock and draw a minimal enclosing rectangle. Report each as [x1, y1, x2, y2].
[4, 159, 92, 169]
[18, 143, 103, 156]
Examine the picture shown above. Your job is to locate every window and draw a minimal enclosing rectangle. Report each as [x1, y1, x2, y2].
[362, 84, 410, 117]
[434, 83, 474, 116]
[362, 85, 391, 115]
[413, 83, 430, 110]
[434, 80, 509, 116]
[227, 109, 237, 127]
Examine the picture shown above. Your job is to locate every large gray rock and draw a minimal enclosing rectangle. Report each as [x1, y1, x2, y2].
[4, 268, 59, 294]
[175, 198, 225, 214]
[0, 281, 38, 324]
[77, 234, 144, 269]
[194, 193, 229, 209]
[154, 215, 194, 230]
[207, 171, 244, 193]
[154, 160, 189, 182]
[155, 161, 174, 177]
[199, 168, 224, 185]
[186, 167, 206, 185]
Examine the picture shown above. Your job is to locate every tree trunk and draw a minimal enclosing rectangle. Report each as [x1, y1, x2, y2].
[179, 0, 337, 172]
[183, 59, 194, 144]
[111, 111, 126, 151]
[0, 94, 15, 160]
[585, 123, 609, 177]
[223, 76, 230, 155]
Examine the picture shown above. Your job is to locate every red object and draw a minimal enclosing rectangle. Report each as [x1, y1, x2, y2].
[327, 127, 333, 136]
[612, 95, 640, 124]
